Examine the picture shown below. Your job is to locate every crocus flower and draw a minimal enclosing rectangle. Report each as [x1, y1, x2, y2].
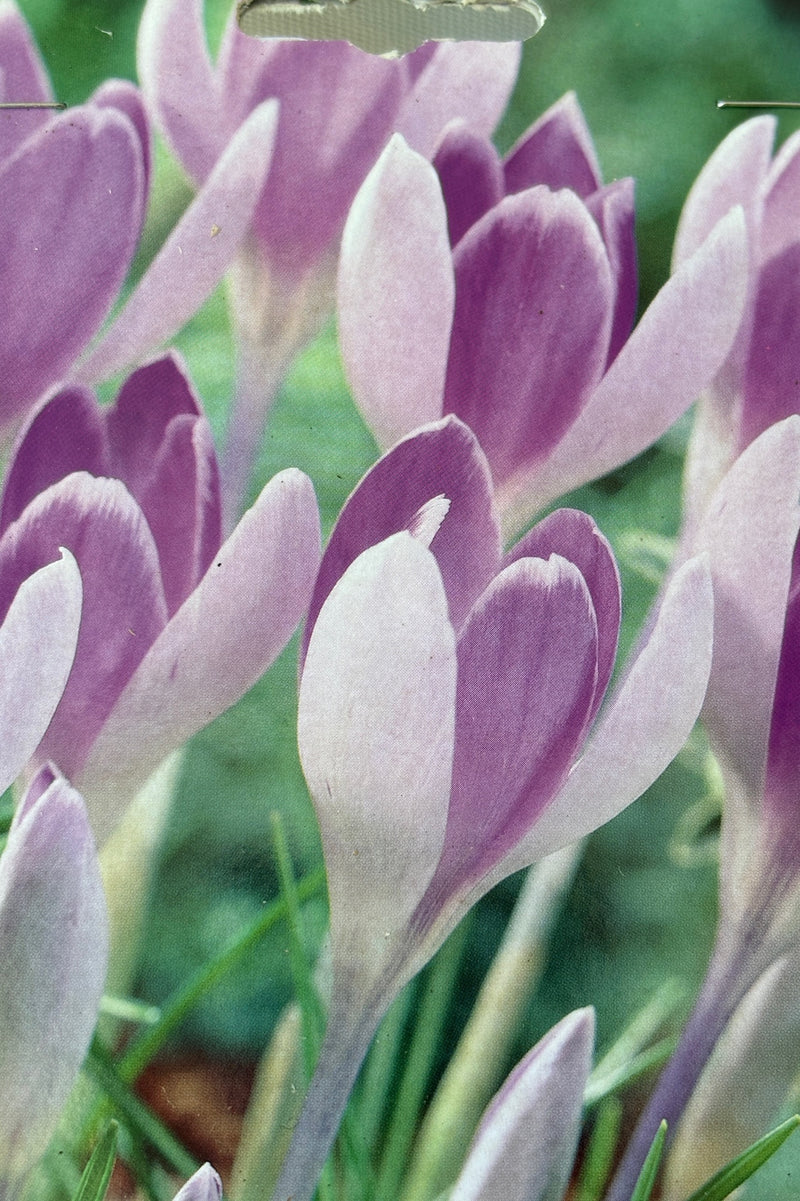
[0, 1, 280, 430]
[605, 416, 800, 1201]
[673, 117, 800, 542]
[0, 767, 107, 1196]
[173, 1163, 222, 1201]
[0, 549, 106, 1195]
[273, 418, 713, 1201]
[0, 353, 321, 844]
[450, 1008, 593, 1201]
[137, 0, 521, 521]
[337, 114, 749, 538]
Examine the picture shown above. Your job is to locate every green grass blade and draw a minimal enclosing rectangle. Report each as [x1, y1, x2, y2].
[574, 1097, 622, 1201]
[630, 1120, 667, 1201]
[683, 1114, 800, 1201]
[73, 1120, 118, 1201]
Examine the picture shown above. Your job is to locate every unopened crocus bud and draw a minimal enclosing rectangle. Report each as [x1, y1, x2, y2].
[451, 1008, 594, 1201]
[174, 1163, 222, 1201]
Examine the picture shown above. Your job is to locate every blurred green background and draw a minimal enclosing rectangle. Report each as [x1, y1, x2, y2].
[18, 0, 800, 1194]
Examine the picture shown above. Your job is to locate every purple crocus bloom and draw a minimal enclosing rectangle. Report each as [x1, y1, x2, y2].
[338, 116, 749, 538]
[674, 118, 800, 537]
[605, 416, 800, 1201]
[0, 354, 321, 843]
[173, 1164, 222, 1201]
[0, 0, 279, 428]
[0, 550, 106, 1194]
[450, 1008, 594, 1201]
[274, 418, 714, 1201]
[137, 0, 521, 521]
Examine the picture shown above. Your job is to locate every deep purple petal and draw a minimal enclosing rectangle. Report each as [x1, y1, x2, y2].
[740, 245, 800, 448]
[137, 0, 229, 182]
[424, 555, 598, 908]
[337, 135, 453, 450]
[105, 354, 203, 495]
[0, 552, 82, 795]
[0, 107, 143, 422]
[586, 178, 638, 364]
[0, 0, 52, 160]
[78, 469, 320, 841]
[138, 414, 222, 615]
[445, 188, 614, 487]
[0, 474, 167, 780]
[763, 550, 800, 866]
[247, 41, 402, 275]
[508, 508, 621, 722]
[0, 387, 109, 535]
[496, 555, 714, 875]
[0, 771, 107, 1185]
[90, 79, 152, 200]
[433, 122, 504, 247]
[396, 43, 521, 160]
[299, 533, 456, 970]
[673, 116, 774, 268]
[503, 93, 603, 199]
[78, 99, 279, 384]
[304, 417, 501, 665]
[452, 1009, 594, 1201]
[512, 207, 748, 519]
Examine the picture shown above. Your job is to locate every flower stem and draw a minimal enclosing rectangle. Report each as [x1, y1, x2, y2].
[603, 932, 773, 1201]
[270, 986, 387, 1201]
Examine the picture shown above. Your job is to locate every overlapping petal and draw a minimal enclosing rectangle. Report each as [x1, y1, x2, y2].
[451, 1009, 594, 1201]
[0, 769, 107, 1186]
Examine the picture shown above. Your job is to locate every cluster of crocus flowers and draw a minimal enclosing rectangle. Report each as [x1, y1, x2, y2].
[0, 353, 321, 844]
[0, 552, 107, 1197]
[337, 94, 749, 537]
[273, 418, 714, 1201]
[137, 0, 523, 520]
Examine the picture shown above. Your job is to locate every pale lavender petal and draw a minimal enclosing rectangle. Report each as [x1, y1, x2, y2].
[433, 123, 504, 247]
[105, 354, 204, 495]
[90, 79, 152, 197]
[508, 509, 621, 721]
[338, 135, 453, 450]
[672, 117, 773, 268]
[0, 474, 167, 780]
[0, 107, 143, 422]
[697, 418, 800, 803]
[761, 129, 800, 262]
[740, 245, 800, 447]
[78, 99, 279, 384]
[451, 1009, 594, 1201]
[77, 469, 320, 842]
[298, 533, 456, 966]
[762, 560, 800, 866]
[503, 92, 602, 198]
[396, 43, 521, 159]
[425, 555, 598, 908]
[137, 414, 222, 615]
[0, 551, 82, 795]
[493, 555, 713, 874]
[445, 188, 614, 487]
[0, 0, 52, 159]
[0, 387, 108, 534]
[0, 770, 107, 1185]
[216, 11, 283, 127]
[304, 417, 501, 664]
[137, 0, 228, 182]
[586, 178, 638, 363]
[247, 42, 402, 274]
[665, 956, 800, 1200]
[173, 1164, 223, 1201]
[512, 207, 748, 517]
